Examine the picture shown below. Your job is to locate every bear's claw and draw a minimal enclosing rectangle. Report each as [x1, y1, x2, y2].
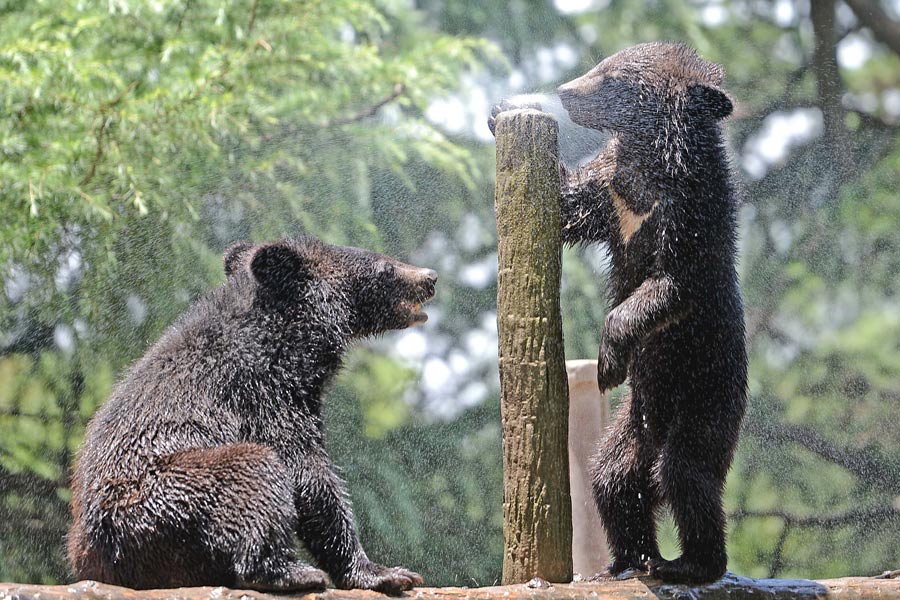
[648, 557, 725, 584]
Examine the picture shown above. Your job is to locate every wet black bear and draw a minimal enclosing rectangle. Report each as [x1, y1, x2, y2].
[68, 236, 436, 594]
[491, 42, 747, 584]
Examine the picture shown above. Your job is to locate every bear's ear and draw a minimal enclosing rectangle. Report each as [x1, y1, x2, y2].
[688, 84, 733, 120]
[249, 244, 311, 288]
[223, 241, 254, 277]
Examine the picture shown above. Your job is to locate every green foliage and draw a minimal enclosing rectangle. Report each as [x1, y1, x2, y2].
[328, 364, 504, 585]
[0, 0, 501, 584]
[1, 0, 493, 317]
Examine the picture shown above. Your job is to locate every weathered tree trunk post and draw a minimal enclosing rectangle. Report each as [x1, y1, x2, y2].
[494, 109, 572, 584]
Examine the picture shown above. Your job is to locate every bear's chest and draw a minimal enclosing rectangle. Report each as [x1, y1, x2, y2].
[610, 187, 660, 266]
[610, 188, 659, 246]
[607, 189, 660, 298]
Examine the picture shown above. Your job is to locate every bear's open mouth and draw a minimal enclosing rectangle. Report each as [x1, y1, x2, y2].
[401, 299, 430, 326]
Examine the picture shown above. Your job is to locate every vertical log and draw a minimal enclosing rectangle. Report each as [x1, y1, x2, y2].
[494, 109, 572, 584]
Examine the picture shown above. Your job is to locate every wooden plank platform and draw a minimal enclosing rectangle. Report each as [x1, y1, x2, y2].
[2, 573, 899, 600]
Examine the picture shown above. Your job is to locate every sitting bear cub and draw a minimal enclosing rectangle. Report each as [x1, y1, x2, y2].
[68, 236, 436, 594]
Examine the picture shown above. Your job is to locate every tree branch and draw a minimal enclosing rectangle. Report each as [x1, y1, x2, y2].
[0, 465, 61, 497]
[730, 61, 812, 124]
[320, 83, 406, 128]
[80, 115, 109, 186]
[811, 0, 856, 182]
[769, 522, 791, 578]
[850, 107, 900, 131]
[743, 416, 900, 490]
[0, 407, 87, 423]
[81, 80, 138, 186]
[743, 211, 829, 344]
[248, 0, 259, 34]
[844, 0, 900, 57]
[151, 63, 230, 128]
[732, 506, 900, 529]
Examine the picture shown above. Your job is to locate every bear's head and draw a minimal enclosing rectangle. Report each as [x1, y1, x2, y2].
[557, 42, 733, 135]
[224, 237, 437, 337]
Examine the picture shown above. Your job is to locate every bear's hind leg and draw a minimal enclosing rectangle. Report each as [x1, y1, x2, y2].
[160, 444, 329, 592]
[589, 397, 661, 579]
[649, 431, 728, 584]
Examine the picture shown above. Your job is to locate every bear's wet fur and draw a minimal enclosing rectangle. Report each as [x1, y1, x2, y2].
[488, 41, 747, 583]
[68, 236, 436, 594]
[553, 41, 748, 584]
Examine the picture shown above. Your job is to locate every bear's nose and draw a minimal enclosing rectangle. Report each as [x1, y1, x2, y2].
[557, 77, 586, 103]
[418, 268, 437, 299]
[557, 79, 580, 97]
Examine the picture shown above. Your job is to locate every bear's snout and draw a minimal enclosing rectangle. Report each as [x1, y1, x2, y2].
[557, 77, 596, 129]
[556, 79, 579, 99]
[417, 268, 438, 300]
[557, 75, 592, 103]
[397, 265, 437, 300]
[395, 266, 437, 328]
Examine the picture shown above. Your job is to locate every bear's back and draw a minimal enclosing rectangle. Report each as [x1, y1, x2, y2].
[74, 282, 259, 484]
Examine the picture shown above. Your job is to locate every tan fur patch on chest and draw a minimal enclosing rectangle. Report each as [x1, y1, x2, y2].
[611, 189, 658, 244]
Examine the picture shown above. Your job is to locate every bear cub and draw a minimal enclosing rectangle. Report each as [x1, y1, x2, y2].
[492, 42, 747, 584]
[559, 42, 747, 585]
[68, 236, 436, 594]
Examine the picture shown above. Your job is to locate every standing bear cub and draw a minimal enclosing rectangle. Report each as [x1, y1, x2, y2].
[559, 42, 747, 584]
[68, 236, 436, 593]
[492, 42, 747, 584]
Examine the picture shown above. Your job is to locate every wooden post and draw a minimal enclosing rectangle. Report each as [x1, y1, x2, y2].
[494, 109, 572, 584]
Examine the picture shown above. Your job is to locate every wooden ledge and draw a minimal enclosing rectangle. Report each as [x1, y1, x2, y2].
[2, 573, 899, 600]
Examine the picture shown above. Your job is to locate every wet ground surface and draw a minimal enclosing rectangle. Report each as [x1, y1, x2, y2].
[2, 573, 900, 600]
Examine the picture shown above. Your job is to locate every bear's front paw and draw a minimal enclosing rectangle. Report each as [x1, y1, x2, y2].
[340, 560, 424, 595]
[597, 337, 628, 393]
[488, 99, 544, 136]
[237, 562, 330, 592]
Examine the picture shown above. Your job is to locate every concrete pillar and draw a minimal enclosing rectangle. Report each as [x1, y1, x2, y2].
[565, 359, 610, 577]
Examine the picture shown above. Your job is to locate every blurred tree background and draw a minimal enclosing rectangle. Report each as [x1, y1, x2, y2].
[2, 0, 899, 586]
